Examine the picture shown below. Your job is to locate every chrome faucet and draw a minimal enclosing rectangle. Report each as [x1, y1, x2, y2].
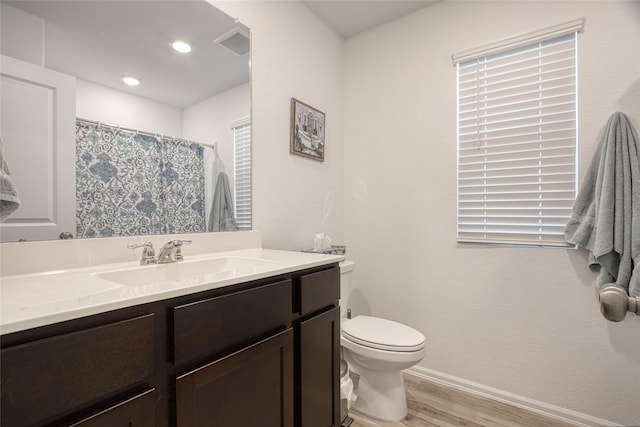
[128, 240, 192, 265]
[156, 239, 192, 264]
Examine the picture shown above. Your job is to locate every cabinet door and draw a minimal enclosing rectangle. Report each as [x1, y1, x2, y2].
[176, 328, 294, 427]
[299, 306, 340, 427]
[69, 389, 156, 427]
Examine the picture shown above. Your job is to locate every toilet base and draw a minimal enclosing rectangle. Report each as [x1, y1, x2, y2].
[351, 368, 408, 422]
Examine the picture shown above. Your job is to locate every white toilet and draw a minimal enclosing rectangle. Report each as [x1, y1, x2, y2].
[339, 260, 426, 422]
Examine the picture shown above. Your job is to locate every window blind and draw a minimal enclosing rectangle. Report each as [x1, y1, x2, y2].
[456, 31, 578, 246]
[233, 119, 252, 230]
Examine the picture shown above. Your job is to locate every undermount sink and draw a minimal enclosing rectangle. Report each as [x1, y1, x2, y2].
[96, 256, 277, 287]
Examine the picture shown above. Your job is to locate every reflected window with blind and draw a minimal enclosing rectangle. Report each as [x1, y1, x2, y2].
[454, 19, 584, 247]
[232, 119, 252, 230]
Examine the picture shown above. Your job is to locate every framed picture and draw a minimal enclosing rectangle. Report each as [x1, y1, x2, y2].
[290, 98, 325, 162]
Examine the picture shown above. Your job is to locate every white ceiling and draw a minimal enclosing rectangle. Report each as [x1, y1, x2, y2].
[303, 0, 438, 38]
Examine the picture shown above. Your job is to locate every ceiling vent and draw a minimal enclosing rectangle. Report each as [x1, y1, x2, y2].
[214, 27, 250, 55]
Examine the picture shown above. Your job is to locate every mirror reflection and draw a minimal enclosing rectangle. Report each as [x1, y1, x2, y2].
[0, 0, 251, 242]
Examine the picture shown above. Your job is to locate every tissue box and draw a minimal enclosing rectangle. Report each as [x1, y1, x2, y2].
[302, 245, 346, 255]
[331, 245, 346, 255]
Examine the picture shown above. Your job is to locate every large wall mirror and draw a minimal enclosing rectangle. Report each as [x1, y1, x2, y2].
[0, 0, 251, 242]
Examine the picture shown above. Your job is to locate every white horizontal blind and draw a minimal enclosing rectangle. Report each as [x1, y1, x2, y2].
[233, 119, 252, 230]
[456, 32, 578, 246]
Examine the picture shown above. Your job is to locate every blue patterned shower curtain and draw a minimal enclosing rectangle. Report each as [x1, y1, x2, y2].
[76, 119, 206, 238]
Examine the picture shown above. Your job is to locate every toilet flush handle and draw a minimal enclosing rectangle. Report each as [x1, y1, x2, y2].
[347, 309, 352, 319]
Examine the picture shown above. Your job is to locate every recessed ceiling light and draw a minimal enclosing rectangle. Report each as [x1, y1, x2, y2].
[171, 41, 192, 53]
[122, 76, 141, 86]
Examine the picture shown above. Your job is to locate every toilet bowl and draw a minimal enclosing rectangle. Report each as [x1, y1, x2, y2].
[339, 261, 426, 422]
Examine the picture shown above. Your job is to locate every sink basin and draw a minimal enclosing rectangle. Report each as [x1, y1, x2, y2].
[96, 256, 277, 287]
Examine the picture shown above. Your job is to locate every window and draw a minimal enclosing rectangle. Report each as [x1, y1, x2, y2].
[454, 19, 584, 247]
[232, 118, 251, 230]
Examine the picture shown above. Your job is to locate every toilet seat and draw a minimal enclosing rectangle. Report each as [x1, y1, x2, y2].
[342, 315, 425, 352]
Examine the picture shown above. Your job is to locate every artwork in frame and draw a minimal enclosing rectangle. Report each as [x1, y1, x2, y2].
[290, 98, 325, 162]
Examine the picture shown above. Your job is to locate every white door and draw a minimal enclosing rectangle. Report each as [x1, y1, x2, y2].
[0, 54, 76, 242]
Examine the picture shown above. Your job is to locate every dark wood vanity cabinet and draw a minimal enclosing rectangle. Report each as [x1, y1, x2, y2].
[0, 262, 339, 427]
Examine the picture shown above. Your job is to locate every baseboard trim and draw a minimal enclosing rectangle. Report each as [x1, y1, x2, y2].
[405, 366, 619, 427]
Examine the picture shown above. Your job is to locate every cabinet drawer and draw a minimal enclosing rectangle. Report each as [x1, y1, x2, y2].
[1, 314, 155, 427]
[173, 279, 292, 366]
[70, 388, 156, 427]
[299, 267, 340, 316]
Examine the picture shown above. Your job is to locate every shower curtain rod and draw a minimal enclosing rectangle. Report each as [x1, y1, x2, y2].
[76, 117, 216, 150]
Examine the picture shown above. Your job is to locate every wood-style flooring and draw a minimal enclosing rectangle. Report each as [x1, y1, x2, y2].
[345, 373, 580, 427]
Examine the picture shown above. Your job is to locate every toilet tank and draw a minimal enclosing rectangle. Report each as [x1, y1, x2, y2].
[339, 260, 355, 319]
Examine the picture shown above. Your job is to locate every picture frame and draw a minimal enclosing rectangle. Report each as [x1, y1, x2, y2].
[290, 98, 325, 162]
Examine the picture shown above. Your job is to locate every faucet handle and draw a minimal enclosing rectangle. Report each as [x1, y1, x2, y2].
[174, 240, 192, 261]
[161, 239, 192, 249]
[127, 242, 157, 265]
[127, 241, 154, 250]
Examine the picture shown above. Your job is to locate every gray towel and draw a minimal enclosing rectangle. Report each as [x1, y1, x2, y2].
[564, 112, 640, 297]
[0, 137, 20, 222]
[208, 172, 237, 232]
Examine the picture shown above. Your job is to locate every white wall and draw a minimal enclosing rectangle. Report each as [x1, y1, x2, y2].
[212, 1, 345, 251]
[183, 82, 250, 174]
[183, 82, 251, 225]
[76, 79, 183, 136]
[0, 3, 44, 66]
[344, 1, 640, 425]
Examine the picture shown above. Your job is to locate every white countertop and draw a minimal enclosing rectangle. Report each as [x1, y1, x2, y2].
[1, 248, 343, 335]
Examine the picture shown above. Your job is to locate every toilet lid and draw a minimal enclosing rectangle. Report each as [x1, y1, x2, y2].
[342, 315, 425, 352]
